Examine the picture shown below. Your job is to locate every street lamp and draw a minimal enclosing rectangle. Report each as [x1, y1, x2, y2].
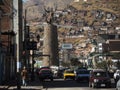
[0, 10, 2, 46]
[0, 11, 2, 75]
[24, 4, 38, 68]
[23, 4, 39, 82]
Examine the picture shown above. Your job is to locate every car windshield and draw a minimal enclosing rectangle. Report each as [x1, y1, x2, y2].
[65, 70, 74, 73]
[77, 70, 89, 74]
[41, 70, 52, 74]
[94, 72, 107, 77]
[117, 70, 120, 74]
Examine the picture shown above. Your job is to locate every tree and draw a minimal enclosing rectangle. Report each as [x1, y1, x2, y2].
[96, 61, 107, 70]
[70, 58, 83, 67]
[111, 52, 120, 69]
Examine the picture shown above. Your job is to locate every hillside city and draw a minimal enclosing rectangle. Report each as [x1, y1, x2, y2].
[25, 0, 120, 70]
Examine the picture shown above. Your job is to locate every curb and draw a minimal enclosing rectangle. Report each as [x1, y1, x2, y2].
[8, 86, 43, 90]
[0, 86, 43, 90]
[0, 86, 9, 90]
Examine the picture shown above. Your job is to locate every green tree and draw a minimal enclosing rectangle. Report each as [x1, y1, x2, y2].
[112, 52, 120, 69]
[62, 61, 70, 68]
[96, 61, 107, 70]
[70, 58, 83, 67]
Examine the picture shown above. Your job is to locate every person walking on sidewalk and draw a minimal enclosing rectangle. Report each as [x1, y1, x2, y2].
[21, 66, 27, 86]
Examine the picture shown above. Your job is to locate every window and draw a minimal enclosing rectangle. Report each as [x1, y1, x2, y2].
[94, 72, 107, 77]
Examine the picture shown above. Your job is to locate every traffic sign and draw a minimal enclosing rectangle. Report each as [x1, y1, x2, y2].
[62, 43, 72, 49]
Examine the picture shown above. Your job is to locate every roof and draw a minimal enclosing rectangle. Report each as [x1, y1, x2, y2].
[102, 40, 120, 52]
[108, 40, 120, 52]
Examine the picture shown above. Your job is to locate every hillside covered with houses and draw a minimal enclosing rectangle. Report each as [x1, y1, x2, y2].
[24, 0, 120, 69]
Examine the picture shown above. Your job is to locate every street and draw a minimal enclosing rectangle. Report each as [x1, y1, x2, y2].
[41, 78, 116, 90]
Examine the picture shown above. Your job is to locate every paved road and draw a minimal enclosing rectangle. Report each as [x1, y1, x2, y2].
[43, 88, 115, 90]
[41, 78, 116, 90]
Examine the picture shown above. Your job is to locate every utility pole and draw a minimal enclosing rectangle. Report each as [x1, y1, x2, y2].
[0, 10, 1, 41]
[0, 9, 2, 84]
[24, 4, 38, 69]
[13, 0, 23, 89]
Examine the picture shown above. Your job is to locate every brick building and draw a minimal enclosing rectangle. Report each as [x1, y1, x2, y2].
[0, 0, 23, 84]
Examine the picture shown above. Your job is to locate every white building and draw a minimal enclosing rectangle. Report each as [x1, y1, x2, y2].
[98, 43, 103, 53]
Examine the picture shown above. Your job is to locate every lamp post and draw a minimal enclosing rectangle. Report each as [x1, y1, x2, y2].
[0, 11, 2, 83]
[24, 4, 38, 69]
[24, 6, 29, 68]
[29, 36, 37, 81]
[31, 39, 35, 81]
[0, 10, 1, 41]
[24, 4, 38, 82]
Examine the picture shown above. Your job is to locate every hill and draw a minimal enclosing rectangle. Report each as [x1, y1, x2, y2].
[24, 0, 120, 58]
[23, 0, 73, 21]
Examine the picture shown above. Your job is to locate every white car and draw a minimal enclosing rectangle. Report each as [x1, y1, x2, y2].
[114, 70, 120, 82]
[116, 79, 120, 90]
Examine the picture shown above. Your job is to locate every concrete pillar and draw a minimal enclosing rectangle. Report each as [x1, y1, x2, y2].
[43, 23, 59, 67]
[43, 23, 51, 66]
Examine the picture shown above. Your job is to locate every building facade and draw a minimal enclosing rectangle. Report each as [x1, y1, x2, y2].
[0, 0, 23, 84]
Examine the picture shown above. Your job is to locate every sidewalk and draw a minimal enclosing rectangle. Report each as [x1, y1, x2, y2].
[8, 80, 43, 90]
[8, 86, 43, 90]
[0, 75, 43, 90]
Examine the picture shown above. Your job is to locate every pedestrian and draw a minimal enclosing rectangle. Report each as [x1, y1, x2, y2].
[21, 66, 27, 86]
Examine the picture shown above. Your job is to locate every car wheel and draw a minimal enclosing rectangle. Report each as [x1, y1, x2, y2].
[73, 77, 75, 80]
[89, 82, 92, 87]
[64, 77, 66, 80]
[51, 78, 53, 81]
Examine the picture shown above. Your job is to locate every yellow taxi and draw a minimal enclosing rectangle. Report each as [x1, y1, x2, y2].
[63, 69, 75, 80]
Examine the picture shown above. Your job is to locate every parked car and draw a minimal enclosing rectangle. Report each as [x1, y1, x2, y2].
[89, 69, 111, 88]
[114, 70, 120, 83]
[116, 78, 120, 90]
[38, 68, 54, 81]
[63, 69, 75, 80]
[36, 67, 50, 76]
[75, 69, 90, 82]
